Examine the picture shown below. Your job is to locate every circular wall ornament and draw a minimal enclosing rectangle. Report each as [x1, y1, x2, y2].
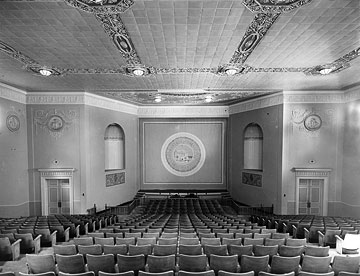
[161, 132, 206, 177]
[47, 115, 64, 131]
[304, 114, 322, 131]
[6, 114, 20, 132]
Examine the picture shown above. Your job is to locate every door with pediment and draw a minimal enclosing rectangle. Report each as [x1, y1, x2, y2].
[298, 179, 323, 215]
[47, 179, 71, 215]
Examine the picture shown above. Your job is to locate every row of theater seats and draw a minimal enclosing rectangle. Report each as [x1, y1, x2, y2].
[21, 251, 360, 276]
[251, 214, 360, 254]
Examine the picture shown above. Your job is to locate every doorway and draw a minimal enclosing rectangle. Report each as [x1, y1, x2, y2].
[39, 168, 74, 216]
[47, 179, 71, 215]
[298, 179, 323, 215]
[293, 168, 331, 216]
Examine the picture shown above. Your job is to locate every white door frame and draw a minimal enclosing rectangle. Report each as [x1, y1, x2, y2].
[293, 168, 331, 216]
[38, 168, 75, 216]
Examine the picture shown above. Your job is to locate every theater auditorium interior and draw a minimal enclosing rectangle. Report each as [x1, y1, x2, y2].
[0, 0, 360, 275]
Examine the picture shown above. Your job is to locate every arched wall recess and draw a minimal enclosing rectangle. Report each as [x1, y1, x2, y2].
[244, 123, 263, 170]
[104, 124, 125, 170]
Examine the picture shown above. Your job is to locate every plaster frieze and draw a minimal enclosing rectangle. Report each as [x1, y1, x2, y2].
[137, 106, 229, 118]
[0, 83, 26, 104]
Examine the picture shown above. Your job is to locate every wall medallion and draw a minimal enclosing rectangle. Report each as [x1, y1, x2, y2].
[6, 114, 20, 132]
[34, 109, 77, 139]
[304, 114, 322, 131]
[161, 132, 206, 177]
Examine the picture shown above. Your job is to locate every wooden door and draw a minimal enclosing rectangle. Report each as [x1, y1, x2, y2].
[47, 179, 71, 215]
[298, 179, 323, 215]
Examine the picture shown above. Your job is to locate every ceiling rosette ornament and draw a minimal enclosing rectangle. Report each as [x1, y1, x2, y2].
[242, 0, 314, 13]
[64, 0, 134, 14]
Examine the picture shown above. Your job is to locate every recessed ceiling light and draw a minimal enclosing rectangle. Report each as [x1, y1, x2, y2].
[39, 68, 52, 76]
[205, 95, 212, 102]
[132, 68, 145, 76]
[225, 68, 238, 76]
[319, 67, 333, 75]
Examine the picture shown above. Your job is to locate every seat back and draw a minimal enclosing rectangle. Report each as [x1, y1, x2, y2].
[128, 244, 152, 256]
[117, 254, 146, 274]
[94, 237, 114, 247]
[103, 244, 127, 256]
[147, 254, 176, 273]
[298, 272, 334, 276]
[53, 244, 77, 256]
[209, 254, 239, 275]
[116, 237, 136, 246]
[286, 239, 306, 246]
[178, 254, 208, 272]
[0, 237, 12, 260]
[253, 245, 278, 261]
[153, 244, 177, 256]
[203, 245, 228, 257]
[201, 238, 221, 246]
[301, 255, 332, 273]
[56, 254, 86, 274]
[19, 272, 55, 276]
[264, 238, 285, 246]
[86, 254, 116, 276]
[304, 246, 330, 257]
[243, 238, 264, 246]
[74, 237, 94, 247]
[179, 238, 200, 245]
[331, 255, 360, 276]
[58, 272, 95, 276]
[270, 255, 301, 274]
[158, 238, 178, 245]
[228, 245, 253, 258]
[139, 271, 174, 276]
[14, 233, 36, 253]
[137, 237, 157, 246]
[218, 271, 254, 276]
[99, 271, 134, 276]
[278, 245, 304, 257]
[26, 254, 56, 274]
[178, 270, 215, 276]
[178, 244, 203, 255]
[240, 255, 270, 276]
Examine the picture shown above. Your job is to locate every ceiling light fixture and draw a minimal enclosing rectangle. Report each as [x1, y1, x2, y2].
[154, 95, 162, 103]
[225, 68, 238, 76]
[39, 68, 52, 76]
[205, 95, 213, 103]
[132, 68, 145, 76]
[319, 67, 333, 75]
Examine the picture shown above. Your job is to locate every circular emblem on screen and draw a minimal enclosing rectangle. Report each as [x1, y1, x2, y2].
[161, 132, 206, 177]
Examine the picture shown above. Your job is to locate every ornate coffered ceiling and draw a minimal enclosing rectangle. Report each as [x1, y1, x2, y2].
[0, 0, 359, 106]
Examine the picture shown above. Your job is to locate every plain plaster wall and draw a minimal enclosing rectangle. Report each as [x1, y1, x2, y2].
[0, 97, 29, 217]
[27, 105, 83, 215]
[85, 105, 139, 213]
[228, 105, 283, 213]
[281, 102, 344, 216]
[342, 98, 360, 218]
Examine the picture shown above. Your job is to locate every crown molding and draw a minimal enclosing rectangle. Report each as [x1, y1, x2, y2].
[0, 83, 27, 104]
[84, 93, 138, 115]
[137, 106, 229, 118]
[229, 92, 284, 114]
[343, 85, 360, 103]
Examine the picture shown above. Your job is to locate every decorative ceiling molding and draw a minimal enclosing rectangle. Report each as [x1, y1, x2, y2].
[242, 0, 314, 14]
[0, 83, 27, 104]
[94, 13, 142, 65]
[97, 90, 275, 106]
[229, 12, 280, 65]
[137, 106, 229, 118]
[1, 39, 359, 79]
[63, 0, 134, 14]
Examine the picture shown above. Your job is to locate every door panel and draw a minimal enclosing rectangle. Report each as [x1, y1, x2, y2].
[47, 179, 71, 215]
[298, 179, 323, 215]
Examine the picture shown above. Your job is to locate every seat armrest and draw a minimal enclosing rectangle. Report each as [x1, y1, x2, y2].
[282, 223, 287, 233]
[64, 227, 70, 242]
[75, 225, 80, 238]
[92, 221, 96, 232]
[274, 221, 279, 232]
[304, 228, 309, 243]
[34, 234, 42, 254]
[335, 234, 344, 254]
[85, 222, 89, 235]
[11, 239, 21, 260]
[292, 225, 298, 238]
[318, 230, 325, 246]
[50, 230, 57, 246]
